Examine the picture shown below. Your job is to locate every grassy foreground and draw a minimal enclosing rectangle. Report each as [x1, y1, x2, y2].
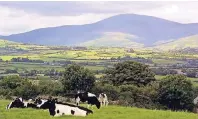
[0, 100, 198, 119]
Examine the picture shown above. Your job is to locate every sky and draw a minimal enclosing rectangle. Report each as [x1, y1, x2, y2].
[0, 1, 198, 35]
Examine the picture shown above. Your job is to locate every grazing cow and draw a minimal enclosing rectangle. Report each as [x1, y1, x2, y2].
[6, 97, 37, 109]
[45, 98, 93, 117]
[75, 92, 100, 109]
[99, 93, 109, 106]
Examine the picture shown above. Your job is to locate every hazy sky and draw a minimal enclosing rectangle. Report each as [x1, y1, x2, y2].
[0, 1, 198, 35]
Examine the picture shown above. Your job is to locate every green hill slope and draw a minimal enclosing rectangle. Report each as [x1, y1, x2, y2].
[78, 32, 144, 48]
[0, 39, 49, 50]
[152, 35, 198, 51]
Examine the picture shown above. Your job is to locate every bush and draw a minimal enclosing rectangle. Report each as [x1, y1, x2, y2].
[14, 81, 39, 99]
[157, 75, 194, 111]
[104, 61, 155, 87]
[0, 76, 24, 89]
[91, 82, 120, 101]
[61, 64, 95, 93]
[0, 76, 40, 99]
[38, 80, 64, 96]
[118, 84, 157, 109]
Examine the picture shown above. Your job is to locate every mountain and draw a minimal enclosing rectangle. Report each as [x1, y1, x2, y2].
[1, 14, 198, 47]
[152, 35, 198, 51]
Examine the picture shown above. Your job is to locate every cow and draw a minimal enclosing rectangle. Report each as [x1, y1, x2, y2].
[193, 96, 198, 113]
[98, 93, 109, 106]
[34, 97, 50, 109]
[44, 98, 93, 117]
[6, 97, 37, 109]
[75, 92, 100, 109]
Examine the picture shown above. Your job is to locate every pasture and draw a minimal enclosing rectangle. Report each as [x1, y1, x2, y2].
[0, 100, 198, 119]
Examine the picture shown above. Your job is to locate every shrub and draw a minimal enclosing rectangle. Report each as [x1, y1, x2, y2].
[104, 61, 155, 87]
[61, 64, 95, 93]
[91, 82, 120, 101]
[157, 75, 194, 111]
[38, 80, 64, 96]
[119, 85, 157, 109]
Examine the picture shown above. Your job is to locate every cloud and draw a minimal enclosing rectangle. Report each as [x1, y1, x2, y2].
[0, 5, 116, 35]
[1, 2, 198, 35]
[137, 2, 198, 23]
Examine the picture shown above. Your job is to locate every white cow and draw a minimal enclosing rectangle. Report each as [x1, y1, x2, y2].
[193, 96, 198, 113]
[98, 93, 109, 106]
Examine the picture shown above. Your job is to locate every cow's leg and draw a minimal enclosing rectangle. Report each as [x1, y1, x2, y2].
[87, 104, 90, 109]
[76, 97, 80, 106]
[106, 101, 109, 106]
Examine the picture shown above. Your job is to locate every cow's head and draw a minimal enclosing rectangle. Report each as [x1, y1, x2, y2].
[46, 99, 56, 116]
[95, 100, 101, 109]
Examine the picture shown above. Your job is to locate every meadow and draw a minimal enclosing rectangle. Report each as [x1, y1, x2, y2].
[0, 100, 198, 119]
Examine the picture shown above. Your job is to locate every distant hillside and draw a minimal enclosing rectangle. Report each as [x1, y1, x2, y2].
[0, 39, 49, 50]
[0, 39, 20, 47]
[1, 14, 198, 47]
[79, 32, 144, 48]
[152, 35, 198, 51]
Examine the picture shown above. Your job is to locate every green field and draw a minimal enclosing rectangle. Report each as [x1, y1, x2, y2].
[0, 100, 197, 119]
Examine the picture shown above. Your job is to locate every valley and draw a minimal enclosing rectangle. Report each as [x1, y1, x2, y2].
[1, 39, 198, 85]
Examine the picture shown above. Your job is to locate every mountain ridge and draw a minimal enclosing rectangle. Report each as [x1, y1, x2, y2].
[1, 14, 198, 47]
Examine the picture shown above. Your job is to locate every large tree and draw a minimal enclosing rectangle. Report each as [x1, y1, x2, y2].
[104, 61, 155, 86]
[0, 76, 39, 99]
[61, 64, 95, 93]
[157, 75, 194, 111]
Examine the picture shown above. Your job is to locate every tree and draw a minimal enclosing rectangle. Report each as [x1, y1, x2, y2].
[104, 61, 155, 86]
[157, 75, 194, 111]
[38, 80, 63, 95]
[0, 76, 39, 99]
[14, 81, 39, 99]
[61, 64, 95, 93]
[0, 76, 24, 89]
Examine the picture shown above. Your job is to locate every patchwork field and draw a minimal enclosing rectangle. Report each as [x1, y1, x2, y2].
[0, 100, 197, 119]
[1, 39, 198, 84]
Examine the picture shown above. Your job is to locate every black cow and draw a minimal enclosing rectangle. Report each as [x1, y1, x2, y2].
[6, 97, 37, 109]
[75, 92, 100, 109]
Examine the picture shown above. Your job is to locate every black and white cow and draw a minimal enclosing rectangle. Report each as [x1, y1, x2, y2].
[34, 97, 49, 109]
[75, 92, 101, 109]
[98, 93, 109, 106]
[44, 98, 93, 117]
[6, 97, 37, 109]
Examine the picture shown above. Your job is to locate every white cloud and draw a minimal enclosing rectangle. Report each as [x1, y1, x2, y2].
[1, 2, 198, 35]
[136, 2, 198, 23]
[0, 5, 116, 35]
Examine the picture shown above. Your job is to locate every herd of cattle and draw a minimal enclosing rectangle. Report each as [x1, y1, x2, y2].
[6, 92, 109, 117]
